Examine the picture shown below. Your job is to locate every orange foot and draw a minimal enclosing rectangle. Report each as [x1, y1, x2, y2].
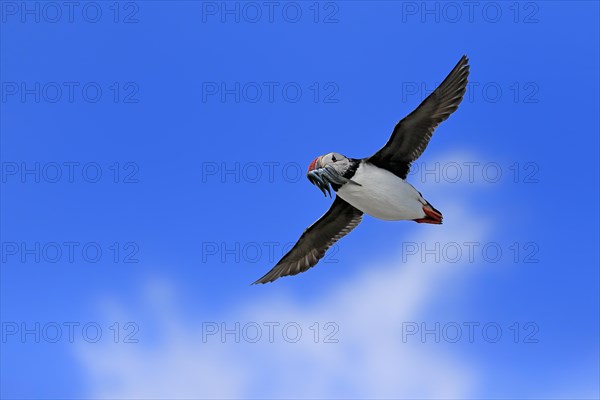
[414, 205, 443, 224]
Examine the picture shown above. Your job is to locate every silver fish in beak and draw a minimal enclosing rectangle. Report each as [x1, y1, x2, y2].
[307, 165, 361, 197]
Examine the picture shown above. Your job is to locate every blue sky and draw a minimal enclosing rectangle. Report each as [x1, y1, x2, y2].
[1, 1, 599, 398]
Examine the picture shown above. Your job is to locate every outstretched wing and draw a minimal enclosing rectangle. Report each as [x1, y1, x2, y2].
[369, 55, 470, 179]
[253, 196, 363, 284]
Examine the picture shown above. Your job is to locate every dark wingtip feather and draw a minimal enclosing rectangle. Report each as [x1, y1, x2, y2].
[252, 271, 275, 285]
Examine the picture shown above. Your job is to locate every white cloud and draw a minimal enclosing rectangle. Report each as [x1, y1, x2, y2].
[75, 208, 488, 399]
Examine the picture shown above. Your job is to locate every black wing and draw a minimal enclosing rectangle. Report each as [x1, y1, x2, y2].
[253, 196, 363, 284]
[368, 55, 470, 179]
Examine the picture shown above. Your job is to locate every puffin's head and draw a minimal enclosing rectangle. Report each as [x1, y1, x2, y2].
[306, 152, 354, 197]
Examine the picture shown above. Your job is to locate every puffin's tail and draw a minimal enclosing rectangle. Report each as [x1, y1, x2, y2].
[414, 202, 443, 224]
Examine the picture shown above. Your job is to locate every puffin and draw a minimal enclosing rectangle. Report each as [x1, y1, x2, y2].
[254, 55, 470, 284]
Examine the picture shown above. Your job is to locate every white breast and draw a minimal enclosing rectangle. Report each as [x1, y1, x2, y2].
[336, 162, 426, 221]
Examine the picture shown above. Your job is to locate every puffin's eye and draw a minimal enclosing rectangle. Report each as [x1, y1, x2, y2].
[332, 155, 337, 162]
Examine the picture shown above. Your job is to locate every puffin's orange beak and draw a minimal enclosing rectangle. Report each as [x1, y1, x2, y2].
[307, 156, 322, 172]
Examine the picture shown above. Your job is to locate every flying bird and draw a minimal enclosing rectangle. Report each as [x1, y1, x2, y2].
[254, 55, 470, 284]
